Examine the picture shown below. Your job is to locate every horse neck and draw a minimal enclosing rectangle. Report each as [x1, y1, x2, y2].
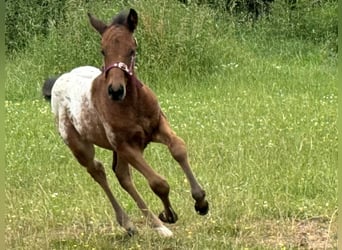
[124, 74, 140, 102]
[126, 75, 159, 111]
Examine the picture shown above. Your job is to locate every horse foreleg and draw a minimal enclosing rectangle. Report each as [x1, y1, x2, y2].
[116, 143, 176, 236]
[59, 118, 136, 235]
[112, 152, 173, 237]
[153, 114, 209, 215]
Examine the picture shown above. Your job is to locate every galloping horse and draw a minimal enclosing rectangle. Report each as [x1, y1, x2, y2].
[42, 9, 208, 237]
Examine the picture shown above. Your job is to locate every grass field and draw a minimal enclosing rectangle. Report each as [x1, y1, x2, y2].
[5, 0, 337, 249]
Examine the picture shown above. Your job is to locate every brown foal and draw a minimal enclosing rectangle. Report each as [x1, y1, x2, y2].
[43, 8, 208, 237]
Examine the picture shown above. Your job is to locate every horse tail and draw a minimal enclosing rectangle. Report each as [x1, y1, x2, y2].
[42, 77, 58, 101]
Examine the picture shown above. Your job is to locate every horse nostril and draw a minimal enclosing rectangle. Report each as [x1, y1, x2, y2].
[108, 84, 125, 101]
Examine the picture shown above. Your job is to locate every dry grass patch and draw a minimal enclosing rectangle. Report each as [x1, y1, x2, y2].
[235, 214, 338, 249]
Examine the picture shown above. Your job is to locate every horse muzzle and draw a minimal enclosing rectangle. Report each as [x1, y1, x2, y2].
[108, 84, 126, 101]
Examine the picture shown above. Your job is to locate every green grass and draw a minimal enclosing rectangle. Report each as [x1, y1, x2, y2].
[5, 0, 337, 249]
[5, 61, 337, 248]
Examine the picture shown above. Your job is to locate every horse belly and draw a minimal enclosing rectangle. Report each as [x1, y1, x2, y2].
[75, 102, 111, 148]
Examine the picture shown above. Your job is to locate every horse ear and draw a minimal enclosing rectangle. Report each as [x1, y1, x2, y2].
[88, 13, 107, 35]
[127, 9, 138, 32]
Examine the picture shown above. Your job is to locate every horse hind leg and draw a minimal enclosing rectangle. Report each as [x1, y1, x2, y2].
[58, 118, 136, 236]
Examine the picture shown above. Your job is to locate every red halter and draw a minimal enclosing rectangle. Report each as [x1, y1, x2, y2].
[102, 56, 143, 88]
[103, 55, 135, 77]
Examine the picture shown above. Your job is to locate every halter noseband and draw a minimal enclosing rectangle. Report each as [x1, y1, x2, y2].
[102, 56, 143, 88]
[103, 55, 135, 77]
[103, 62, 133, 76]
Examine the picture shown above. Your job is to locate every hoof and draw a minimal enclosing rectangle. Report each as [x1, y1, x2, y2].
[126, 227, 137, 237]
[195, 199, 209, 215]
[155, 225, 173, 237]
[159, 207, 178, 224]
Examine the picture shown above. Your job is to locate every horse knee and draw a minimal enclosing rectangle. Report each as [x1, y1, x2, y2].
[170, 137, 187, 163]
[150, 177, 170, 197]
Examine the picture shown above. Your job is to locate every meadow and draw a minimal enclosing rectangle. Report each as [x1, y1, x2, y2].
[5, 0, 337, 249]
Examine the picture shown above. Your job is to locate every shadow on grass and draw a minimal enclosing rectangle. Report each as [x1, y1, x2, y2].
[48, 223, 180, 250]
[49, 231, 139, 249]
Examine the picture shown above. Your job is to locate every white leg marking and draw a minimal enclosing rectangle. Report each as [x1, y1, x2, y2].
[154, 225, 173, 237]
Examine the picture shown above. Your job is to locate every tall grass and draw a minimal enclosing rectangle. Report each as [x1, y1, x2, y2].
[5, 0, 337, 248]
[6, 0, 233, 100]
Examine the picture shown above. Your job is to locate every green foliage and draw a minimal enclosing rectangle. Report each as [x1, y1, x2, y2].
[133, 1, 230, 82]
[5, 1, 128, 100]
[260, 0, 337, 53]
[5, 0, 67, 54]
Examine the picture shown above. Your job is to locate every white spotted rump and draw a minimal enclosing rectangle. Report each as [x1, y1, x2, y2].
[51, 66, 112, 148]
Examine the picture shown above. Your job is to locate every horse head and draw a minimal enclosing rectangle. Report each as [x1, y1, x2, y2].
[88, 9, 138, 101]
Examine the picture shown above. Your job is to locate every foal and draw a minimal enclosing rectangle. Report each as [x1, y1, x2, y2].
[43, 9, 208, 237]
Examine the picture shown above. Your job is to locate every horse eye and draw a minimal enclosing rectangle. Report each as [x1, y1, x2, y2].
[101, 50, 105, 56]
